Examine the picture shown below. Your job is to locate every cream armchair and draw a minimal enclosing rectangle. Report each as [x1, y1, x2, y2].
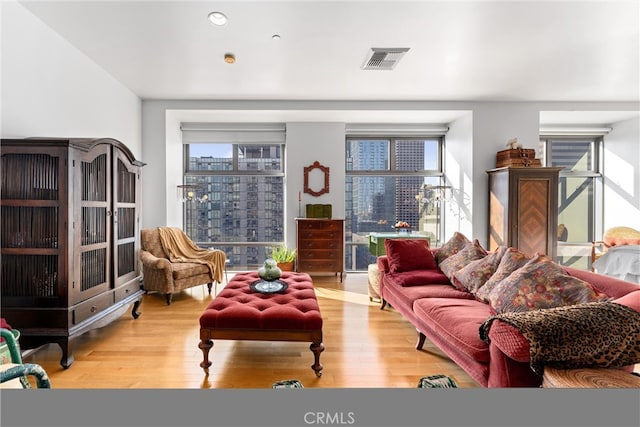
[139, 227, 226, 305]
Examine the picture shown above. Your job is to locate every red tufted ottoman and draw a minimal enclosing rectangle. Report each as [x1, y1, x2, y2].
[198, 272, 324, 377]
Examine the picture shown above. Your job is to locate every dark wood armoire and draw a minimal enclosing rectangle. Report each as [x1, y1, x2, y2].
[1, 138, 145, 368]
[487, 167, 562, 260]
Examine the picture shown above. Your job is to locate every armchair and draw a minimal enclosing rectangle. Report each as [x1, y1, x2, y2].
[140, 227, 227, 305]
[1, 326, 51, 389]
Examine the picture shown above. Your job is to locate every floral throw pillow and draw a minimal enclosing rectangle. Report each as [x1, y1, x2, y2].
[475, 247, 530, 303]
[438, 239, 488, 289]
[484, 253, 611, 314]
[452, 246, 508, 295]
[435, 232, 470, 265]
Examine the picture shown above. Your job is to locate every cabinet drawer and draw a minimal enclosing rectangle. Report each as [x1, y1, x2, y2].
[297, 220, 342, 231]
[71, 293, 112, 325]
[298, 237, 342, 249]
[298, 229, 342, 241]
[115, 280, 142, 303]
[298, 249, 342, 261]
[298, 260, 342, 272]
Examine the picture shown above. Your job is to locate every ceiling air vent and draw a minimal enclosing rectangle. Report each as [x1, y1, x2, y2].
[361, 47, 410, 70]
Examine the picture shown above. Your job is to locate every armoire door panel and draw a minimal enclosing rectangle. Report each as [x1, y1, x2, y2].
[487, 167, 561, 260]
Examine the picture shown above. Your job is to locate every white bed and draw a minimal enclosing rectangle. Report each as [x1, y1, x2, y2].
[592, 244, 640, 284]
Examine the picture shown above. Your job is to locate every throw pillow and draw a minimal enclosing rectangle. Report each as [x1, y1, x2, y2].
[435, 232, 470, 265]
[475, 247, 531, 303]
[438, 239, 488, 289]
[484, 253, 611, 314]
[384, 238, 437, 273]
[387, 270, 450, 287]
[452, 246, 508, 294]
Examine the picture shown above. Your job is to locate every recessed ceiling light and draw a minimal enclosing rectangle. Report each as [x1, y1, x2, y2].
[224, 53, 236, 64]
[272, 34, 281, 40]
[208, 11, 227, 26]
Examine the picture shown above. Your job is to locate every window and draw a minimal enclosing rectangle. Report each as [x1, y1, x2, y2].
[183, 142, 285, 269]
[542, 137, 603, 269]
[345, 137, 444, 271]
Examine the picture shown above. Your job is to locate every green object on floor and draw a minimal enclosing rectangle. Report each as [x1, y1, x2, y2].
[272, 379, 304, 388]
[417, 374, 458, 388]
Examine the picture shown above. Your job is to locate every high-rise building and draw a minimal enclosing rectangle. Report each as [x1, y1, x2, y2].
[394, 140, 425, 229]
[184, 145, 284, 268]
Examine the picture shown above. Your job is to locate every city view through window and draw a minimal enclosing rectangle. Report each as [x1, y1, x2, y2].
[183, 143, 284, 269]
[345, 138, 444, 270]
[183, 138, 444, 271]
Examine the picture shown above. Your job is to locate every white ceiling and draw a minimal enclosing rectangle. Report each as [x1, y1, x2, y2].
[18, 0, 640, 104]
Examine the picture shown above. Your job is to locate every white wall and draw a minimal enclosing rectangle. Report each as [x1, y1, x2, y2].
[602, 116, 640, 230]
[443, 112, 474, 242]
[140, 101, 638, 250]
[0, 1, 141, 156]
[285, 122, 346, 248]
[470, 103, 541, 246]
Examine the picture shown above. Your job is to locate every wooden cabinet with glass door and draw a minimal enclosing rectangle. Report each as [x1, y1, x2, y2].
[0, 138, 145, 368]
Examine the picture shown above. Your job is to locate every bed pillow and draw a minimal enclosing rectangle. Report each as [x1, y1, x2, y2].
[435, 232, 470, 265]
[438, 239, 488, 289]
[384, 238, 437, 273]
[386, 270, 450, 287]
[452, 246, 509, 294]
[484, 253, 611, 314]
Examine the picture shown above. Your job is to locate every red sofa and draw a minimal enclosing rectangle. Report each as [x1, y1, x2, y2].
[377, 247, 640, 388]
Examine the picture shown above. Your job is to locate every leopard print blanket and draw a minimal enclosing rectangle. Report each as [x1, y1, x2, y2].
[479, 302, 640, 375]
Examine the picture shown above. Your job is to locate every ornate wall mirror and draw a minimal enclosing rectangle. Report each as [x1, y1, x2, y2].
[304, 161, 330, 197]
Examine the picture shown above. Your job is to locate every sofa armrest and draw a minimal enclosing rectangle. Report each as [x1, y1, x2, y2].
[487, 320, 530, 363]
[377, 256, 390, 274]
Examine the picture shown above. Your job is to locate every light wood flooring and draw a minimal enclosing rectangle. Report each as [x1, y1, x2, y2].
[22, 272, 480, 389]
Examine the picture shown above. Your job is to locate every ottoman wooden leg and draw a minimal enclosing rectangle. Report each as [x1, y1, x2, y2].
[310, 341, 324, 377]
[199, 339, 213, 373]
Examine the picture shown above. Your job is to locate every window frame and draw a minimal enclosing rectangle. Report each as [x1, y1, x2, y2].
[346, 137, 444, 177]
[344, 135, 446, 272]
[184, 143, 285, 177]
[182, 141, 286, 269]
[542, 135, 604, 268]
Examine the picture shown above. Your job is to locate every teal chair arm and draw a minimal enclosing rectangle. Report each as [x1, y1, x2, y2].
[1, 328, 23, 364]
[0, 363, 51, 388]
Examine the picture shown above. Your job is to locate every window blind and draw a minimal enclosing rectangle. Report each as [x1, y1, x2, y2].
[345, 123, 449, 137]
[181, 122, 286, 144]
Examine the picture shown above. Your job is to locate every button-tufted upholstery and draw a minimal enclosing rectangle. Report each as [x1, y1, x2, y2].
[198, 272, 325, 377]
[200, 272, 322, 330]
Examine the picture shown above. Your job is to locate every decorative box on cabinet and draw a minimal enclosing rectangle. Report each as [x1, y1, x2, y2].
[296, 219, 344, 282]
[487, 167, 562, 260]
[0, 138, 145, 368]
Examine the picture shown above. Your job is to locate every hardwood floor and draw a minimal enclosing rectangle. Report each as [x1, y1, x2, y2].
[22, 272, 479, 389]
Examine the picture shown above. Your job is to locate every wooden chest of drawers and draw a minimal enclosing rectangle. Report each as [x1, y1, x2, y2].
[296, 219, 344, 282]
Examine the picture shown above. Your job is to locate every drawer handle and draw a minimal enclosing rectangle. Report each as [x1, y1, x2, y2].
[125, 289, 130, 294]
[90, 305, 97, 313]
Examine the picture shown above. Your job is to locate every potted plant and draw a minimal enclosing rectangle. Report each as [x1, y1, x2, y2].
[271, 244, 297, 271]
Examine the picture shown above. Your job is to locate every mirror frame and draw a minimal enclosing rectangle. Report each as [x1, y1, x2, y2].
[303, 161, 330, 197]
